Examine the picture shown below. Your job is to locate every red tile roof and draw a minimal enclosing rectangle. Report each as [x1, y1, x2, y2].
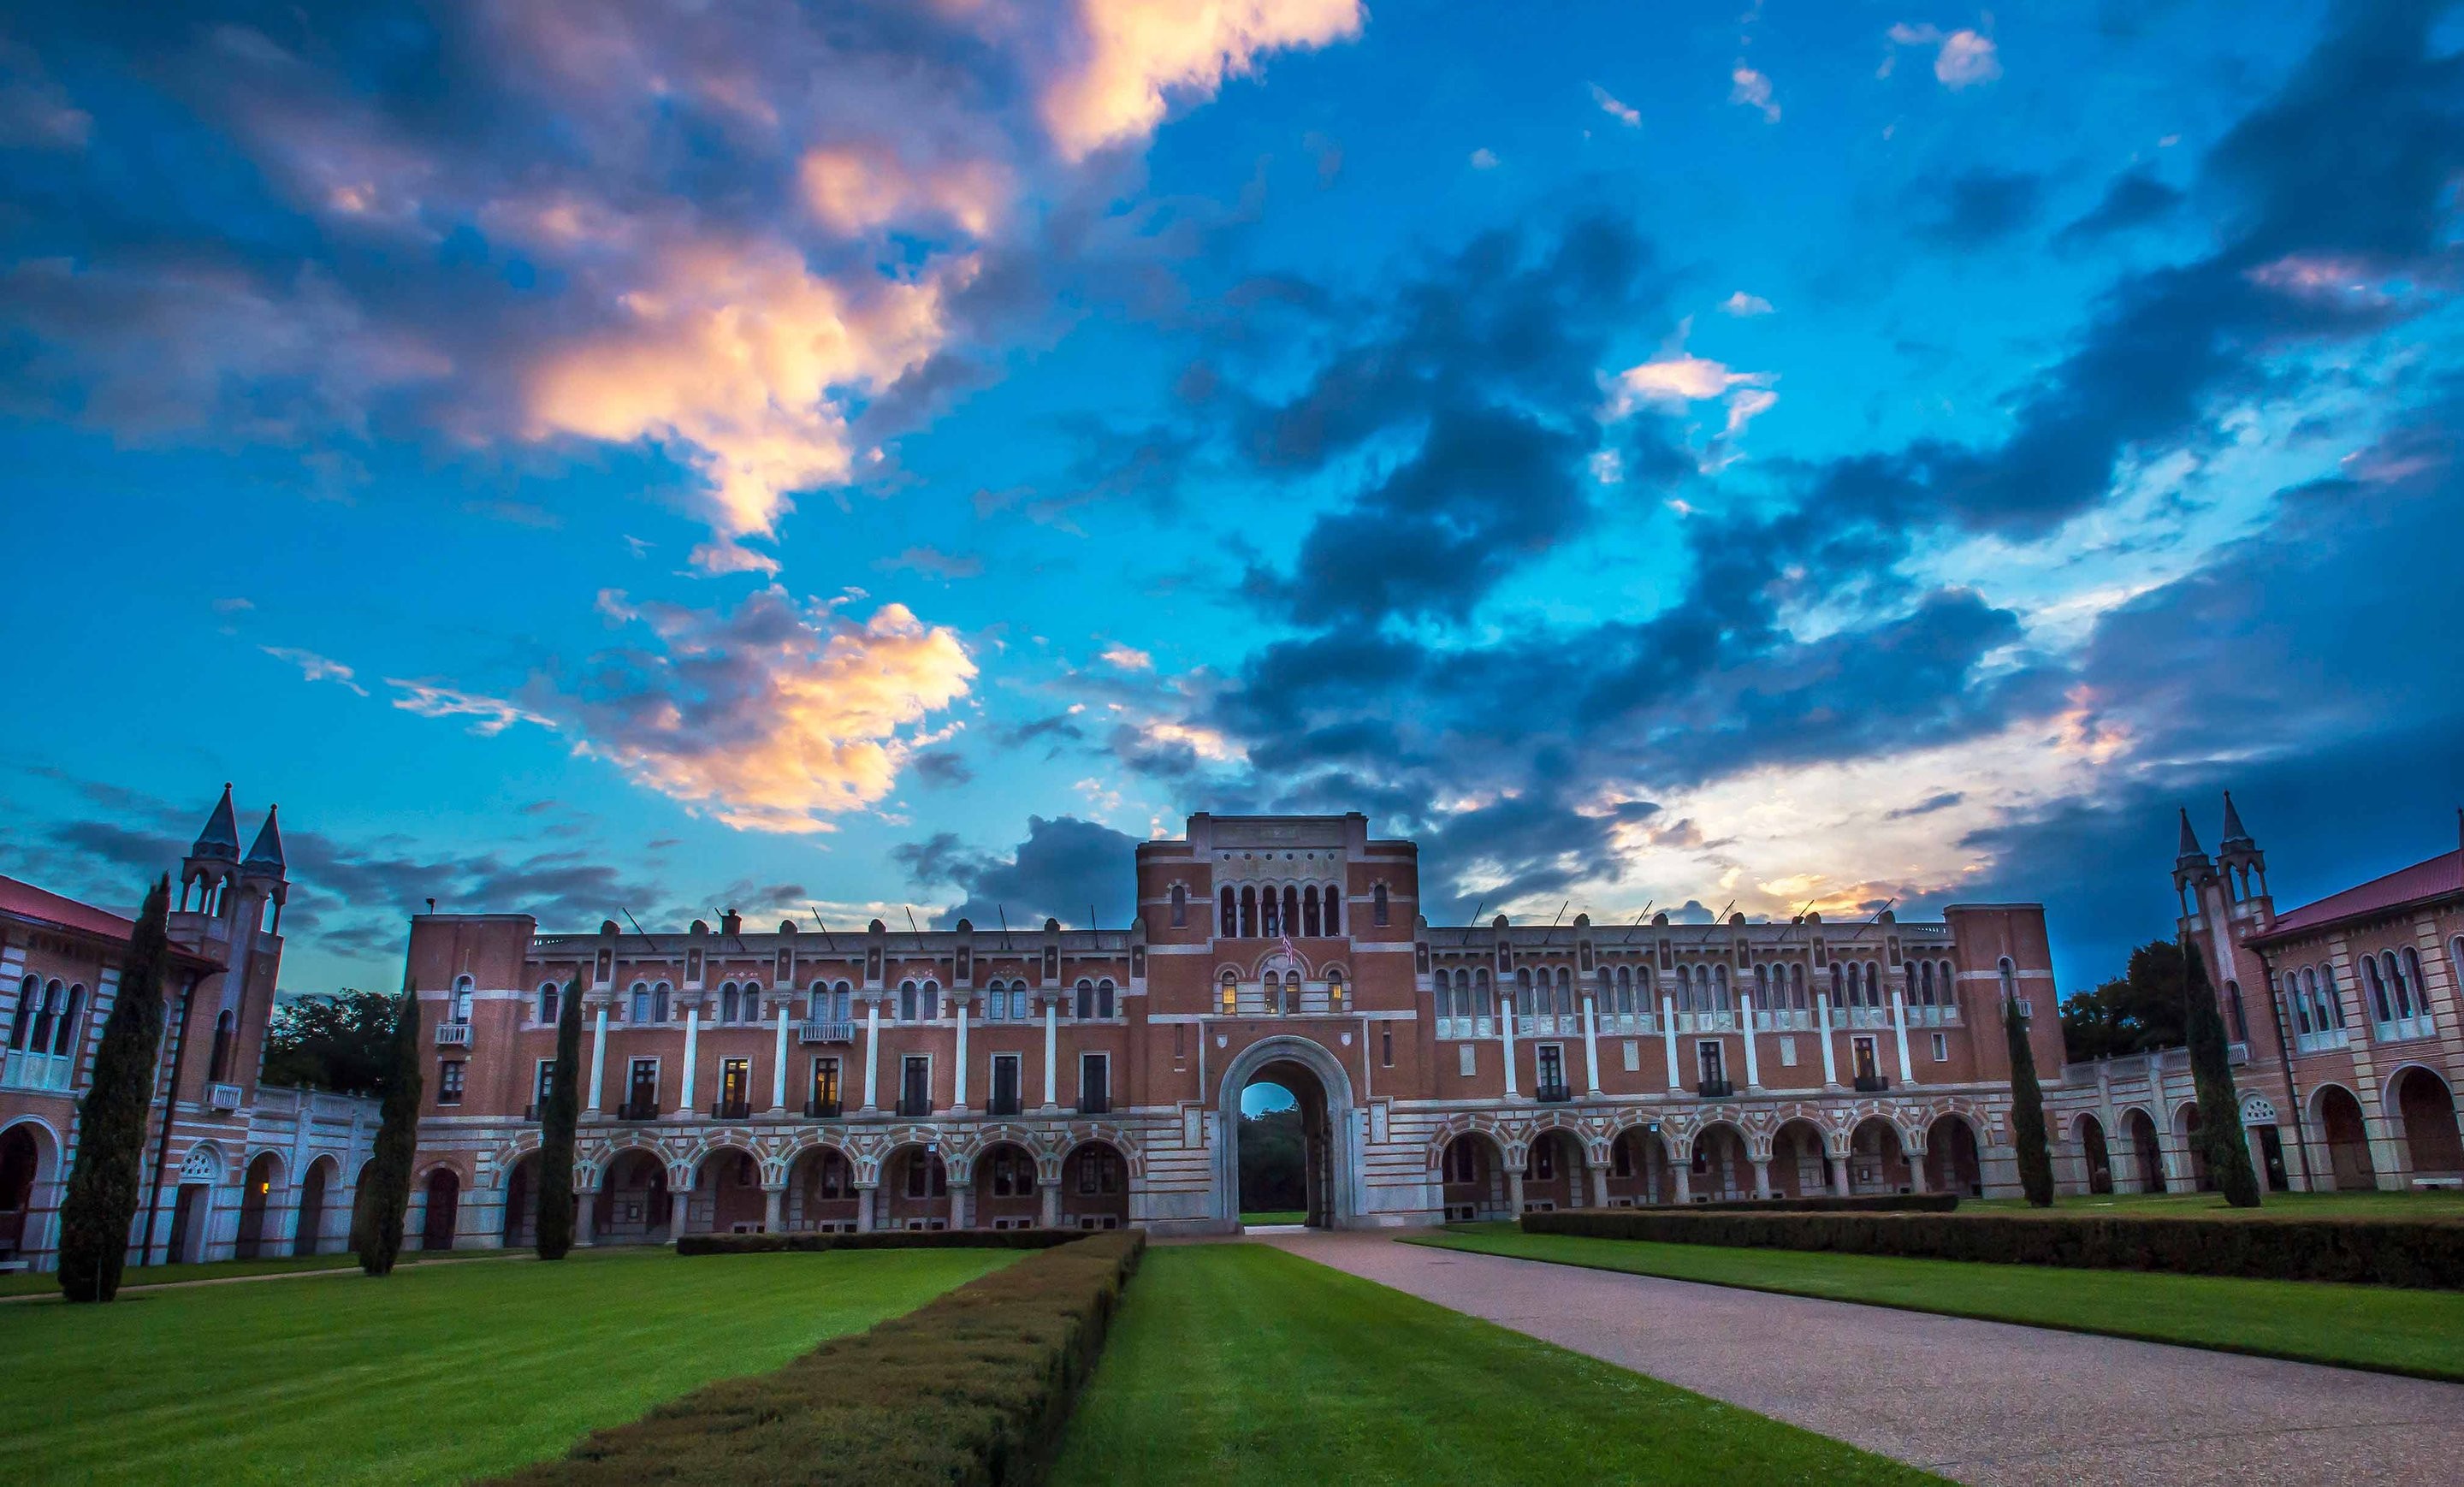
[2260, 850, 2464, 940]
[0, 874, 139, 941]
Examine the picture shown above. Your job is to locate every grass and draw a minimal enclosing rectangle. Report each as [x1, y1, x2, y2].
[0, 1245, 1016, 1486]
[1413, 1224, 2464, 1382]
[1238, 1210, 1307, 1226]
[0, 1246, 512, 1299]
[1963, 1189, 2464, 1221]
[1050, 1243, 1939, 1485]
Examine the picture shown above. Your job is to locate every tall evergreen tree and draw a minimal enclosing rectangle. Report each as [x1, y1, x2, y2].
[2180, 933, 2263, 1206]
[536, 977, 583, 1259]
[2002, 990, 2056, 1207]
[57, 876, 174, 1302]
[357, 982, 424, 1276]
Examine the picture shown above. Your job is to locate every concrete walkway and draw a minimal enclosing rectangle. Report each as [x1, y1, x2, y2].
[1257, 1229, 2464, 1486]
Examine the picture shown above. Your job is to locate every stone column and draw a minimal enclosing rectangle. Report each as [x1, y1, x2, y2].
[770, 1004, 790, 1114]
[1588, 1166, 1608, 1208]
[952, 998, 970, 1113]
[575, 1186, 595, 1247]
[1500, 1000, 1519, 1099]
[1750, 1158, 1772, 1200]
[1907, 1147, 1930, 1194]
[1742, 1020, 1762, 1091]
[1829, 1144, 1851, 1196]
[1041, 998, 1059, 1111]
[1040, 1178, 1062, 1228]
[1815, 992, 1838, 1086]
[856, 1183, 877, 1232]
[678, 1006, 701, 1115]
[1891, 990, 1916, 1084]
[763, 1185, 785, 1232]
[587, 1003, 608, 1112]
[862, 999, 882, 1112]
[1581, 995, 1602, 1095]
[1505, 1167, 1525, 1215]
[1672, 1163, 1693, 1204]
[1661, 994, 1682, 1089]
[950, 1183, 969, 1230]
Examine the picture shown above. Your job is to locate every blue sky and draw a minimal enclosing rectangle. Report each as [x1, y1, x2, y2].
[3, 1, 2460, 1001]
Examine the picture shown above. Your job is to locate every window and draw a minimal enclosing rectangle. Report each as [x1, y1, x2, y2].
[990, 1053, 1022, 1115]
[1075, 978, 1095, 1019]
[1097, 979, 1116, 1019]
[1372, 882, 1390, 927]
[900, 1055, 931, 1115]
[1997, 957, 2016, 1007]
[47, 984, 80, 1057]
[1612, 1139, 1633, 1177]
[2225, 980, 2248, 1043]
[1302, 884, 1322, 938]
[1458, 1043, 1477, 1076]
[1077, 1146, 1122, 1195]
[904, 1152, 947, 1200]
[1220, 886, 1236, 935]
[898, 980, 919, 1022]
[1537, 1044, 1566, 1093]
[437, 1058, 465, 1105]
[1327, 969, 1347, 1012]
[452, 975, 474, 1023]
[1791, 963, 1806, 1010]
[2366, 956, 2393, 1022]
[1382, 1026, 1394, 1067]
[989, 1146, 1034, 1197]
[631, 982, 650, 1023]
[1852, 1036, 1880, 1081]
[808, 1057, 841, 1113]
[208, 1008, 234, 1081]
[720, 981, 740, 1023]
[628, 1058, 658, 1112]
[1526, 1139, 1556, 1180]
[1079, 1052, 1111, 1113]
[534, 1058, 556, 1107]
[653, 982, 671, 1022]
[2318, 963, 2345, 1028]
[1170, 884, 1188, 927]
[1009, 984, 1029, 1021]
[718, 1057, 750, 1111]
[1697, 1040, 1724, 1085]
[1219, 972, 1238, 1015]
[1445, 1139, 1479, 1183]
[1931, 1032, 1949, 1062]
[2402, 949, 2428, 1021]
[1324, 883, 1341, 935]
[537, 982, 560, 1024]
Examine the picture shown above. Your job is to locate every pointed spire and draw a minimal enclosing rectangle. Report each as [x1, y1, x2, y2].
[190, 783, 240, 862]
[2220, 790, 2254, 850]
[243, 805, 286, 874]
[2175, 807, 2205, 862]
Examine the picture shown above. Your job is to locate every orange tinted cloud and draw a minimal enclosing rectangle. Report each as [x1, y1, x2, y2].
[1041, 0, 1364, 159]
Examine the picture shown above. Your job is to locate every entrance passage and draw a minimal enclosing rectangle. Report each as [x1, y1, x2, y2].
[1239, 1059, 1336, 1227]
[1238, 1082, 1306, 1221]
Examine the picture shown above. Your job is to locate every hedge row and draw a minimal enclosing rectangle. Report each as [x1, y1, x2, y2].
[491, 1230, 1146, 1486]
[1655, 1194, 1959, 1215]
[678, 1228, 1089, 1256]
[1523, 1208, 2464, 1289]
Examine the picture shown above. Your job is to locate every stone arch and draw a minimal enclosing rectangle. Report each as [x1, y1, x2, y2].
[1058, 1137, 1132, 1229]
[1768, 1117, 1833, 1199]
[1056, 1122, 1146, 1181]
[418, 1165, 462, 1250]
[784, 1142, 858, 1232]
[1923, 1111, 1984, 1196]
[291, 1153, 341, 1257]
[2170, 1099, 2212, 1192]
[2071, 1111, 2114, 1194]
[2311, 1082, 2376, 1191]
[972, 1137, 1043, 1229]
[594, 1144, 673, 1242]
[1435, 1125, 1511, 1220]
[879, 1139, 955, 1229]
[1845, 1114, 1915, 1195]
[235, 1149, 287, 1259]
[2388, 1064, 2463, 1180]
[0, 1117, 62, 1267]
[500, 1150, 540, 1248]
[1519, 1125, 1589, 1211]
[2117, 1105, 2166, 1194]
[1691, 1118, 1754, 1201]
[1604, 1119, 1677, 1206]
[1213, 1033, 1359, 1232]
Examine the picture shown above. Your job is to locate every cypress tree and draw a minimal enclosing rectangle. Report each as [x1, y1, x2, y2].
[58, 876, 174, 1302]
[536, 977, 583, 1259]
[2002, 989, 2056, 1207]
[357, 982, 424, 1276]
[2180, 933, 2263, 1206]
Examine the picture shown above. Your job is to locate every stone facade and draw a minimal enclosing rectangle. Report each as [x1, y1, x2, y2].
[403, 813, 2064, 1244]
[0, 788, 379, 1273]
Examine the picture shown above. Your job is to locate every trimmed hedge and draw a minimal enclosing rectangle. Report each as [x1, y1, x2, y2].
[1649, 1194, 1959, 1215]
[491, 1230, 1146, 1486]
[1523, 1208, 2464, 1289]
[678, 1228, 1090, 1257]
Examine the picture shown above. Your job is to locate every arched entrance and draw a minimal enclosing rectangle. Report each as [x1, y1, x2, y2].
[0, 1123, 48, 1263]
[687, 1147, 767, 1235]
[880, 1144, 951, 1231]
[2393, 1068, 2463, 1180]
[501, 1154, 537, 1248]
[293, 1158, 335, 1256]
[2122, 1108, 2165, 1193]
[1439, 1131, 1510, 1220]
[235, 1152, 281, 1259]
[973, 1141, 1040, 1230]
[1214, 1035, 1357, 1232]
[1060, 1140, 1130, 1229]
[1606, 1126, 1674, 1206]
[785, 1146, 857, 1232]
[420, 1169, 460, 1250]
[1771, 1119, 1832, 1199]
[1521, 1129, 1586, 1211]
[1925, 1115, 1983, 1197]
[2314, 1086, 2376, 1191]
[594, 1150, 670, 1242]
[2074, 1113, 2113, 1194]
[1846, 1117, 1912, 1195]
[2176, 1105, 2212, 1192]
[1693, 1123, 1751, 1200]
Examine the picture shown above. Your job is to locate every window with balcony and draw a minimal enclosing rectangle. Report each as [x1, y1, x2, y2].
[1696, 1040, 1728, 1096]
[807, 1057, 841, 1117]
[625, 1058, 659, 1120]
[899, 1056, 931, 1117]
[990, 1053, 1022, 1116]
[1535, 1044, 1569, 1102]
[1078, 1052, 1111, 1115]
[451, 975, 474, 1024]
[437, 1058, 465, 1105]
[714, 1057, 751, 1118]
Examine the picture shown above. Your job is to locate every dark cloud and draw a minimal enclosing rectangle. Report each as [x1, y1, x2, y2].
[1915, 169, 2044, 246]
[2055, 169, 2184, 247]
[894, 815, 1140, 928]
[1886, 791, 1966, 821]
[909, 749, 974, 788]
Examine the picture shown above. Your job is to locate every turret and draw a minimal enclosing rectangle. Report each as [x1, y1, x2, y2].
[239, 805, 288, 933]
[2216, 791, 2268, 905]
[2171, 807, 2216, 915]
[180, 783, 242, 915]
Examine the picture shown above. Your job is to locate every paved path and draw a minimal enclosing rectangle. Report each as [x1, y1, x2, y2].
[1257, 1229, 2464, 1486]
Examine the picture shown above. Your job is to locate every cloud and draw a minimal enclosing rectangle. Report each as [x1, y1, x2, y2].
[2056, 169, 2185, 247]
[1729, 65, 1780, 122]
[1468, 147, 1500, 170]
[261, 645, 371, 697]
[1913, 168, 2043, 246]
[387, 681, 554, 737]
[878, 546, 986, 581]
[1887, 23, 2002, 89]
[895, 814, 1142, 927]
[1719, 291, 1774, 317]
[1604, 324, 1778, 467]
[1590, 83, 1641, 127]
[1038, 0, 1367, 160]
[910, 749, 975, 789]
[1099, 643, 1155, 672]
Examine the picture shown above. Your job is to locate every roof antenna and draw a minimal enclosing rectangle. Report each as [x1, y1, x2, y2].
[806, 906, 836, 951]
[904, 906, 924, 941]
[998, 904, 1013, 950]
[1622, 903, 1653, 943]
[425, 898, 436, 915]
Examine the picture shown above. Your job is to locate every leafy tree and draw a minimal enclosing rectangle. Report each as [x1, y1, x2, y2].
[357, 983, 424, 1276]
[2002, 989, 2055, 1207]
[58, 876, 172, 1302]
[1238, 1106, 1306, 1212]
[536, 978, 583, 1259]
[2059, 939, 2190, 1062]
[2180, 933, 2263, 1206]
[260, 988, 397, 1095]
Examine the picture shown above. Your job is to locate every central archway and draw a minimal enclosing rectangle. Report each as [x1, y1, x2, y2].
[1214, 1034, 1358, 1232]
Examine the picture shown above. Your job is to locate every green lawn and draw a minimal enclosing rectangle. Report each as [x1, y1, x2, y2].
[1238, 1210, 1307, 1226]
[1051, 1243, 1938, 1485]
[1963, 1189, 2464, 1221]
[0, 1246, 1016, 1486]
[1413, 1225, 2464, 1382]
[0, 1246, 513, 1299]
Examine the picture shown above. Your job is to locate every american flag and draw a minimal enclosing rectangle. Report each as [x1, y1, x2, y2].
[1276, 931, 1300, 971]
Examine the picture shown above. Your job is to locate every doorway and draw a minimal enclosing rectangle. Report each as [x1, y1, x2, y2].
[1215, 1036, 1354, 1232]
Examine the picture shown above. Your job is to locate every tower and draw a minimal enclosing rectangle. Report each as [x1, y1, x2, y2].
[2171, 807, 2215, 921]
[2216, 791, 2270, 914]
[240, 804, 288, 934]
[180, 783, 241, 916]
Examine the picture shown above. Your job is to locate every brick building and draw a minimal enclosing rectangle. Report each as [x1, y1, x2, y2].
[400, 813, 2064, 1244]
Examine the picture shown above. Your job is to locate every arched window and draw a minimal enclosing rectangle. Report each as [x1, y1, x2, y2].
[1327, 969, 1346, 1011]
[9, 975, 36, 1050]
[2401, 950, 2427, 1023]
[1553, 967, 1571, 1016]
[1324, 885, 1342, 935]
[538, 982, 560, 1025]
[2284, 973, 2311, 1035]
[452, 975, 474, 1024]
[1713, 964, 1730, 1010]
[2317, 964, 2343, 1028]
[631, 981, 650, 1023]
[1828, 963, 1845, 1006]
[1997, 957, 2017, 1010]
[720, 982, 740, 1024]
[1283, 886, 1301, 937]
[921, 980, 940, 1020]
[209, 1008, 235, 1082]
[1220, 971, 1238, 1016]
[1372, 882, 1390, 927]
[1754, 964, 1771, 1010]
[654, 982, 672, 1022]
[26, 980, 59, 1052]
[1009, 981, 1028, 1020]
[1260, 887, 1281, 938]
[1613, 965, 1632, 1016]
[1170, 883, 1188, 927]
[2364, 956, 2392, 1022]
[1302, 885, 1321, 938]
[51, 985, 81, 1057]
[1514, 967, 1532, 1018]
[1097, 979, 1116, 1019]
[1474, 966, 1493, 1017]
[897, 979, 918, 1022]
[2225, 980, 2248, 1043]
[1075, 978, 1095, 1019]
[1240, 886, 1258, 939]
[1636, 965, 1654, 1005]
[1219, 886, 1236, 935]
[1790, 963, 1806, 1010]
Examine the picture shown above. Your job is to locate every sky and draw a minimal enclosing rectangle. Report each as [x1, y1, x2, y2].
[3, 0, 2461, 1005]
